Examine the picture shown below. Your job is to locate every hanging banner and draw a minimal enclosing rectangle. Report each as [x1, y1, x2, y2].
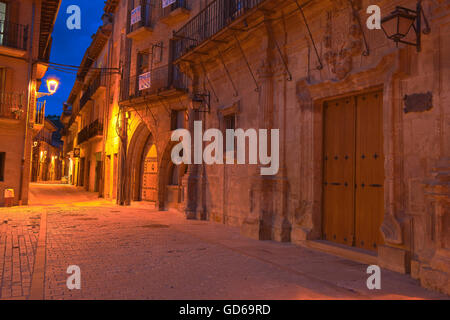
[131, 5, 142, 25]
[162, 0, 177, 8]
[139, 72, 152, 91]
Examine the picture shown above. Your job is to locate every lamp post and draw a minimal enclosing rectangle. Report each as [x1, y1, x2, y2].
[381, 0, 431, 52]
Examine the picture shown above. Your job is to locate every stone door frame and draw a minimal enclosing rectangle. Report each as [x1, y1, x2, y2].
[294, 51, 410, 259]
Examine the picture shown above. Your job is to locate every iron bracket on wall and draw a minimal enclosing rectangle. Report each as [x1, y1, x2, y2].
[347, 0, 370, 56]
[130, 104, 154, 134]
[294, 0, 323, 70]
[215, 45, 239, 97]
[157, 96, 172, 117]
[145, 102, 158, 126]
[273, 38, 293, 81]
[232, 32, 259, 92]
[200, 61, 220, 103]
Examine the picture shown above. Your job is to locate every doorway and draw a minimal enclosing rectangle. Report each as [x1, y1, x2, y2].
[322, 90, 384, 251]
[141, 144, 158, 203]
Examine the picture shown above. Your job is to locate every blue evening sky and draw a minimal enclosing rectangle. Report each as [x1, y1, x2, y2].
[39, 0, 105, 116]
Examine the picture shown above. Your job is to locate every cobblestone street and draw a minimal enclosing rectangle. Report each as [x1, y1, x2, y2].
[0, 184, 447, 300]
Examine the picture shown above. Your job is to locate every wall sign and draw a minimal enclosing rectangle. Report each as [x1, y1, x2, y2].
[139, 72, 152, 91]
[404, 92, 433, 113]
[162, 0, 176, 9]
[131, 5, 142, 25]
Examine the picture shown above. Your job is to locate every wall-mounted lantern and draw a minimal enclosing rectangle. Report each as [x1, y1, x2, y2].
[381, 0, 430, 52]
[47, 78, 59, 94]
[191, 92, 211, 113]
[37, 77, 60, 98]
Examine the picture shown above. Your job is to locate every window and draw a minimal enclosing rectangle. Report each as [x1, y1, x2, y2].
[137, 51, 149, 75]
[0, 152, 5, 182]
[0, 2, 6, 46]
[223, 114, 236, 155]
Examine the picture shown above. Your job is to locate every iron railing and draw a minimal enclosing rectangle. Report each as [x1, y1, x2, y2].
[173, 0, 264, 60]
[0, 92, 25, 120]
[129, 0, 153, 33]
[0, 20, 28, 51]
[77, 119, 103, 145]
[80, 73, 106, 110]
[161, 0, 189, 17]
[121, 64, 188, 101]
[34, 134, 53, 146]
[35, 101, 46, 125]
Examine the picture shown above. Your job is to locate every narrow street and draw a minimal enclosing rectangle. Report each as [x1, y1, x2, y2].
[0, 184, 445, 300]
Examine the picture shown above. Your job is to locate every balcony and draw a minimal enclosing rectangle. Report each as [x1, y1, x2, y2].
[77, 119, 104, 145]
[173, 0, 265, 61]
[80, 73, 106, 111]
[66, 139, 74, 153]
[120, 64, 188, 104]
[127, 0, 153, 41]
[160, 0, 191, 26]
[0, 20, 28, 57]
[34, 101, 46, 128]
[0, 92, 25, 121]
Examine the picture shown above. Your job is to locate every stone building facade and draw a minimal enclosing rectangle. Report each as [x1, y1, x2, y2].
[64, 0, 449, 294]
[0, 0, 60, 206]
[62, 23, 111, 193]
[31, 117, 63, 182]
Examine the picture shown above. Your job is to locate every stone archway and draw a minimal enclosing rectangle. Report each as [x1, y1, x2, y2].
[126, 122, 154, 204]
[157, 140, 187, 211]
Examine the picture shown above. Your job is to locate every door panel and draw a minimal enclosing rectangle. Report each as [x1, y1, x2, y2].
[323, 97, 356, 247]
[355, 92, 384, 250]
[323, 91, 384, 251]
[141, 144, 158, 203]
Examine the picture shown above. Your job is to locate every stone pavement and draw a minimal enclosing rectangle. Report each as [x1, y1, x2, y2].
[0, 184, 448, 300]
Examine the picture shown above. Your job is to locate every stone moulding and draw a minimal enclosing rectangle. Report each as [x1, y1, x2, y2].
[295, 51, 406, 248]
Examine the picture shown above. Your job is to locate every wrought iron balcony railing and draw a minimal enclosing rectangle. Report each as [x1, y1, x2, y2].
[35, 101, 46, 126]
[77, 119, 103, 145]
[80, 73, 106, 111]
[120, 64, 188, 102]
[161, 0, 189, 17]
[0, 20, 28, 51]
[0, 91, 25, 120]
[128, 0, 153, 33]
[173, 0, 265, 60]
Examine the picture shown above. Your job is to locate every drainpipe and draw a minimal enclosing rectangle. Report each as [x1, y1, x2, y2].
[19, 2, 35, 205]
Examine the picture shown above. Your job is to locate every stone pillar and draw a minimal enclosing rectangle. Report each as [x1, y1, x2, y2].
[183, 107, 201, 220]
[418, 158, 450, 295]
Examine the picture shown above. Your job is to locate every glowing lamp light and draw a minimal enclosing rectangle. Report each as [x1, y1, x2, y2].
[46, 79, 59, 94]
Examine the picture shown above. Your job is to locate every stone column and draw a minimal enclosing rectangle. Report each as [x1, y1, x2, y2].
[418, 158, 450, 295]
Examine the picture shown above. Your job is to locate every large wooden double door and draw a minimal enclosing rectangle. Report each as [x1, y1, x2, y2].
[323, 91, 384, 251]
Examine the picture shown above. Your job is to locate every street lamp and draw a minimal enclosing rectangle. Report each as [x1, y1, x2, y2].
[36, 78, 60, 98]
[47, 78, 59, 94]
[191, 92, 211, 113]
[381, 0, 430, 52]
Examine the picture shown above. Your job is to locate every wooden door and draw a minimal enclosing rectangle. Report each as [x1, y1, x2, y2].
[355, 92, 384, 250]
[323, 97, 356, 247]
[323, 91, 384, 251]
[141, 144, 157, 203]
